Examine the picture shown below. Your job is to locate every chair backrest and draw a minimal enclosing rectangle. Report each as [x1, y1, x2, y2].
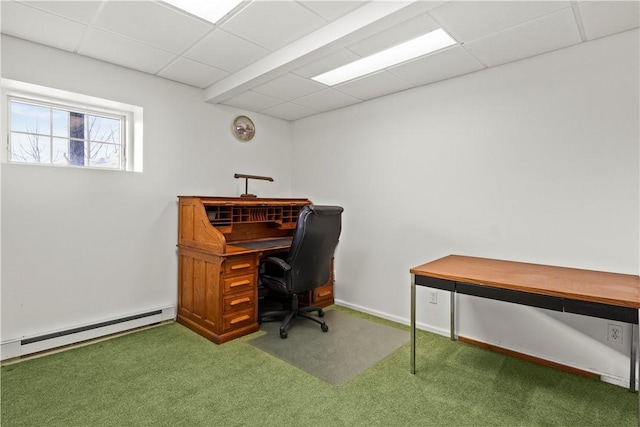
[286, 205, 344, 294]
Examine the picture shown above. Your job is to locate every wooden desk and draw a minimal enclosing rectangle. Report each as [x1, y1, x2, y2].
[410, 255, 640, 420]
[177, 196, 334, 344]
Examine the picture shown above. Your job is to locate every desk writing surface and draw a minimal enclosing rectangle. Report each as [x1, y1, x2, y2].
[411, 255, 640, 309]
[231, 237, 292, 250]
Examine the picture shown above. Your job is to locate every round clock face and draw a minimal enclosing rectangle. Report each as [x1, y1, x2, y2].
[232, 116, 255, 142]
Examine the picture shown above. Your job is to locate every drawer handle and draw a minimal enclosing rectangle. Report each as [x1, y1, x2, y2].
[229, 279, 251, 288]
[318, 291, 332, 298]
[230, 263, 251, 270]
[230, 297, 251, 306]
[230, 315, 251, 325]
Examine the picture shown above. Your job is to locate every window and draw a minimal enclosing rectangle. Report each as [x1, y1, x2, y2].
[2, 79, 143, 172]
[9, 98, 125, 169]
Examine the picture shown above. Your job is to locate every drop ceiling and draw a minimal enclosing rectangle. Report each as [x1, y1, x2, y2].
[1, 1, 638, 121]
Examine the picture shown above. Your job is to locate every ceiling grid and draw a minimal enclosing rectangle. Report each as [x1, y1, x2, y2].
[1, 0, 638, 121]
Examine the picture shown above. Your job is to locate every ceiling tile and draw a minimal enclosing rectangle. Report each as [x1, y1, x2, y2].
[430, 0, 571, 42]
[92, 0, 212, 53]
[260, 102, 319, 121]
[294, 88, 361, 112]
[389, 46, 484, 87]
[221, 1, 327, 50]
[298, 1, 366, 21]
[335, 71, 414, 100]
[252, 73, 325, 101]
[26, 0, 102, 24]
[347, 12, 440, 56]
[184, 29, 270, 73]
[464, 8, 582, 68]
[578, 1, 640, 41]
[158, 58, 229, 88]
[0, 1, 87, 52]
[4, 0, 636, 122]
[79, 29, 177, 75]
[221, 91, 284, 112]
[292, 49, 361, 78]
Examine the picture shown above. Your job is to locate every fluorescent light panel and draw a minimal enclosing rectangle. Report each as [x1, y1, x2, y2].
[312, 28, 457, 86]
[163, 0, 246, 24]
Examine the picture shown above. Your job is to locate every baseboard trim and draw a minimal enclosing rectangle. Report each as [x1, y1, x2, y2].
[335, 299, 451, 337]
[335, 299, 635, 389]
[457, 335, 598, 379]
[21, 309, 164, 345]
[1, 306, 175, 361]
[334, 299, 406, 324]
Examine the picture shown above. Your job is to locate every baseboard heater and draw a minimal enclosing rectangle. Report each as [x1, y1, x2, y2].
[1, 306, 175, 361]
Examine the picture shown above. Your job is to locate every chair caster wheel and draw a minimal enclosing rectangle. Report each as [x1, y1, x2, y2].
[321, 324, 328, 332]
[318, 309, 325, 318]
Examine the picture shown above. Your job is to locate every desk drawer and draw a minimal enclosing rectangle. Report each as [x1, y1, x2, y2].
[563, 299, 638, 324]
[456, 282, 563, 312]
[313, 284, 333, 304]
[223, 274, 255, 293]
[223, 308, 255, 332]
[223, 291, 255, 314]
[415, 275, 455, 291]
[224, 256, 256, 276]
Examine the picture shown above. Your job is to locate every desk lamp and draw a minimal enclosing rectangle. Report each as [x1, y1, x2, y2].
[234, 173, 273, 197]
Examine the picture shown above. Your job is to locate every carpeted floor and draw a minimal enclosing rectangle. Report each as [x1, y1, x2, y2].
[1, 306, 637, 426]
[250, 309, 408, 385]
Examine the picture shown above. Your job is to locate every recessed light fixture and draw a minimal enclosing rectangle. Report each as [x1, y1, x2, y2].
[163, 0, 247, 24]
[312, 28, 457, 86]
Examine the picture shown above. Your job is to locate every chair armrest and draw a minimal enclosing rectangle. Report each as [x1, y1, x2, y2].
[260, 256, 291, 272]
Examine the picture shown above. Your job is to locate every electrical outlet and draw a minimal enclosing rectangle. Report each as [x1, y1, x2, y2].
[429, 290, 438, 304]
[608, 323, 623, 344]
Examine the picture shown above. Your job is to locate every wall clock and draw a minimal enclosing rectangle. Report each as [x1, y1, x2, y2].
[232, 115, 255, 142]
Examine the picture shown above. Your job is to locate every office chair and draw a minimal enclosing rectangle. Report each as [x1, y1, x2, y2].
[258, 205, 343, 339]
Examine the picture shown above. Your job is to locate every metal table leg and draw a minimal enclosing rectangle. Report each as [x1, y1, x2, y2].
[411, 274, 416, 374]
[632, 322, 637, 391]
[450, 290, 455, 341]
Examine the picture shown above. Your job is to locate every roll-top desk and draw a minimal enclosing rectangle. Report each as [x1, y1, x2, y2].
[177, 196, 334, 344]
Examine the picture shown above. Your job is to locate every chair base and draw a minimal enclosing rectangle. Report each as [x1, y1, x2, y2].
[259, 294, 328, 339]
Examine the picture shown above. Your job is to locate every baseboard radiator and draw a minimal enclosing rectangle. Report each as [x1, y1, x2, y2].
[1, 306, 175, 361]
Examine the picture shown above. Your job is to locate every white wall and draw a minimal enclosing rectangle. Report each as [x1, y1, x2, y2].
[291, 29, 640, 385]
[0, 35, 293, 341]
[2, 27, 639, 387]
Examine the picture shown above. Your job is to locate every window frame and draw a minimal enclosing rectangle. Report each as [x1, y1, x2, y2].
[1, 78, 143, 172]
[8, 96, 127, 169]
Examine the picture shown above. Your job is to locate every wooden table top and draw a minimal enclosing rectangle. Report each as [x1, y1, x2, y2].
[411, 255, 640, 308]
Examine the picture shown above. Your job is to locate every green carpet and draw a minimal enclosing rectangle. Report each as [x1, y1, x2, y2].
[250, 309, 408, 386]
[1, 306, 637, 427]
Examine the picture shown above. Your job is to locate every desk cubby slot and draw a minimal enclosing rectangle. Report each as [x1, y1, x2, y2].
[206, 206, 232, 227]
[276, 206, 302, 228]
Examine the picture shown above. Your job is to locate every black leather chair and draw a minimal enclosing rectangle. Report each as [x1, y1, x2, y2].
[258, 205, 343, 339]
